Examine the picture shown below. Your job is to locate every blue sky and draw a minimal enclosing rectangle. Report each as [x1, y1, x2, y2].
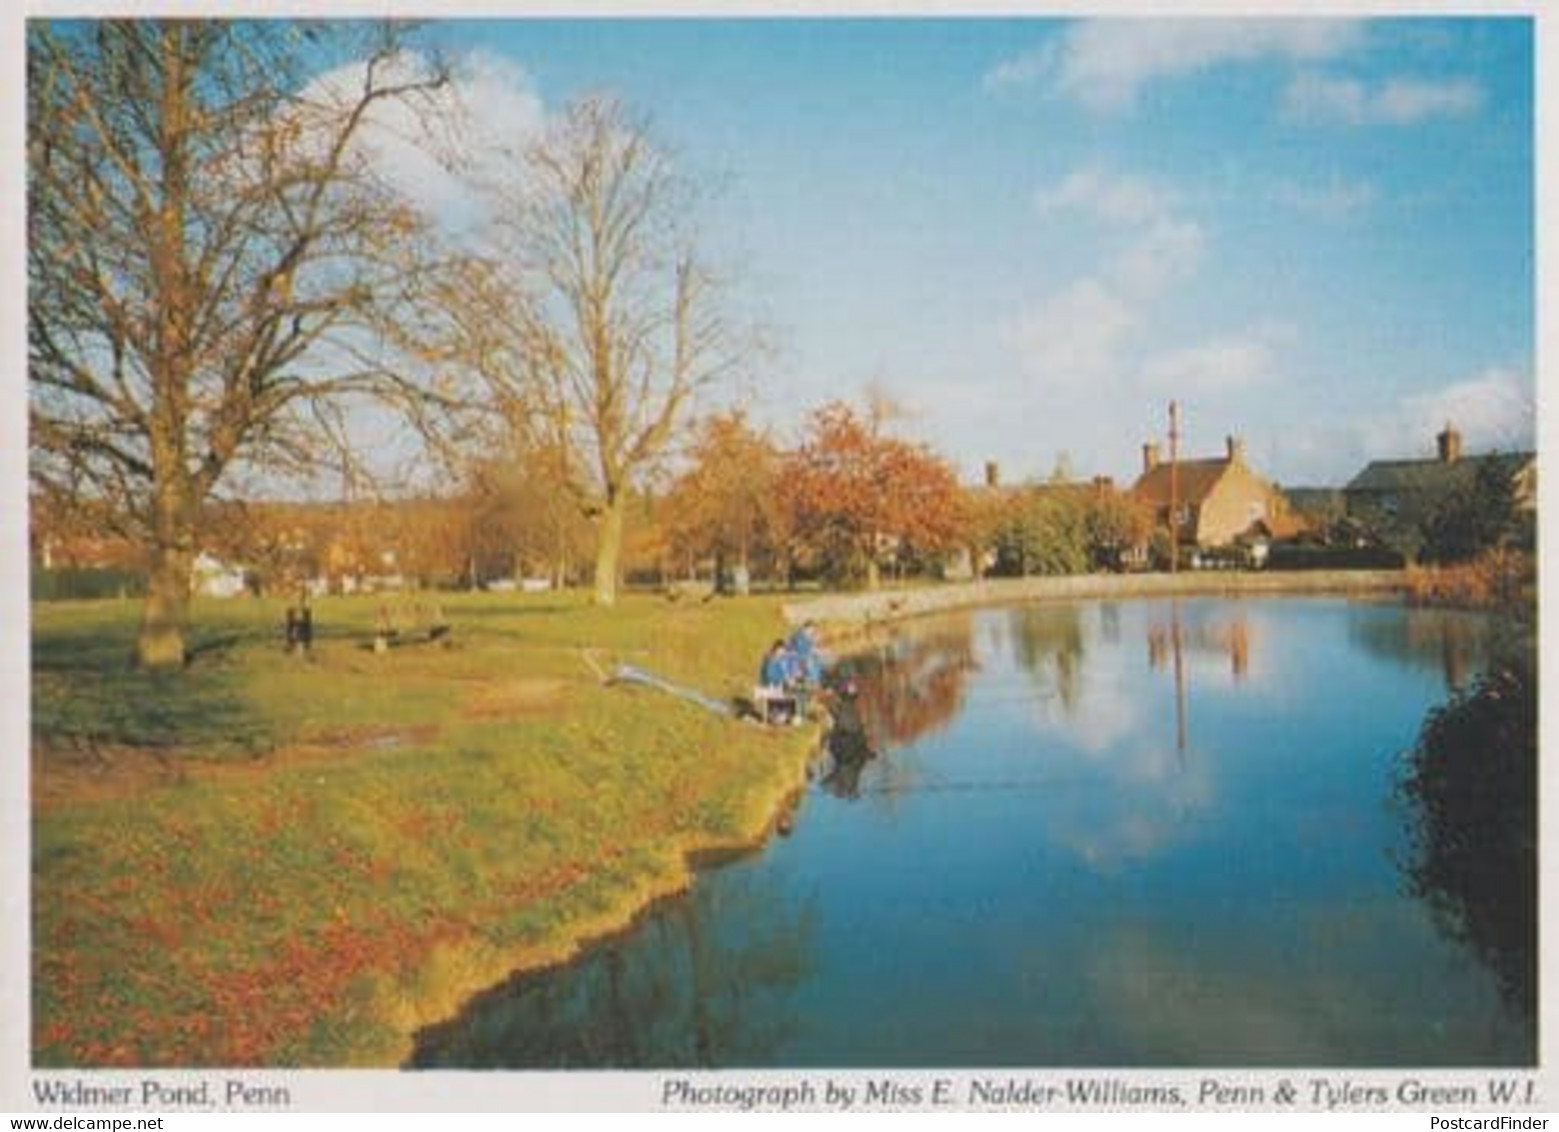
[306, 16, 1535, 488]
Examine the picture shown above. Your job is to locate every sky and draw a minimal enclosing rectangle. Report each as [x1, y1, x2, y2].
[13, 13, 1539, 495]
[329, 14, 1537, 492]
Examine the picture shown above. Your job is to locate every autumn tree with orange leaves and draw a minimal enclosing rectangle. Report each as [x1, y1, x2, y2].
[780, 402, 964, 589]
[661, 410, 785, 588]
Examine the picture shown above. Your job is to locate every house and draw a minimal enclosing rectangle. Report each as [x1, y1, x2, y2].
[1343, 424, 1536, 556]
[192, 551, 250, 598]
[1131, 434, 1298, 554]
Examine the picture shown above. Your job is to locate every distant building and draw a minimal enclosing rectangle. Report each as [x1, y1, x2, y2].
[192, 552, 249, 599]
[1131, 434, 1298, 551]
[1343, 424, 1535, 556]
[1282, 487, 1346, 530]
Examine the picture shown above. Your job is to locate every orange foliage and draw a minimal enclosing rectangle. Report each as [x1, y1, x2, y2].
[779, 402, 964, 584]
[661, 410, 785, 579]
[851, 622, 976, 748]
[1405, 548, 1534, 608]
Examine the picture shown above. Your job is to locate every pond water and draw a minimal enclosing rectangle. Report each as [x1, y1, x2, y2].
[411, 596, 1535, 1068]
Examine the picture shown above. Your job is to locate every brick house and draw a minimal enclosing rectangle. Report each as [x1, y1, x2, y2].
[1131, 435, 1298, 552]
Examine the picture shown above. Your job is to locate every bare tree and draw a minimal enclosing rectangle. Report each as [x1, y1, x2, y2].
[466, 95, 745, 606]
[28, 19, 453, 667]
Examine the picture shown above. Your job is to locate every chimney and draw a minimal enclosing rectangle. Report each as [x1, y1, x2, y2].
[984, 461, 1000, 488]
[1226, 435, 1246, 464]
[1143, 442, 1161, 475]
[1437, 423, 1462, 464]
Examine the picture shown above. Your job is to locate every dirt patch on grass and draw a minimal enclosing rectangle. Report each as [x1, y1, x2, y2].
[461, 678, 569, 720]
[32, 741, 189, 808]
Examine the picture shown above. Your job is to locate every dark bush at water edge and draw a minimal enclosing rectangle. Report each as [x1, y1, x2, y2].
[1396, 640, 1536, 1030]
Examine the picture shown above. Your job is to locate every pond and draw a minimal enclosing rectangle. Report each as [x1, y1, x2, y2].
[410, 596, 1535, 1068]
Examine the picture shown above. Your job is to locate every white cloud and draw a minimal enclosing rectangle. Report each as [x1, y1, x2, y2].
[1272, 175, 1377, 221]
[1034, 166, 1174, 226]
[1138, 325, 1292, 394]
[1032, 166, 1205, 297]
[1360, 366, 1535, 458]
[442, 52, 549, 164]
[300, 51, 547, 228]
[1376, 77, 1484, 122]
[983, 41, 1060, 93]
[1013, 167, 1208, 412]
[1112, 218, 1206, 296]
[1282, 71, 1483, 125]
[986, 19, 1362, 112]
[1007, 277, 1136, 388]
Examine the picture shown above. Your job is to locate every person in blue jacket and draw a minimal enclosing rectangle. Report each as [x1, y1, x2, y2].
[757, 639, 799, 725]
[786, 621, 826, 686]
[759, 639, 793, 688]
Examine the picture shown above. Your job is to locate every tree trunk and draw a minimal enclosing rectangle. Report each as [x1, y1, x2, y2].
[734, 529, 751, 596]
[137, 27, 195, 671]
[137, 543, 193, 668]
[594, 492, 626, 606]
[553, 517, 567, 590]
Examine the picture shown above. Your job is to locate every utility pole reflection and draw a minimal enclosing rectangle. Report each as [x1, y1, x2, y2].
[1148, 609, 1258, 761]
[1172, 599, 1188, 762]
[1148, 604, 1191, 761]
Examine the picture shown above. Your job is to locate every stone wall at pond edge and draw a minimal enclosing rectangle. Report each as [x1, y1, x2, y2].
[781, 570, 1409, 629]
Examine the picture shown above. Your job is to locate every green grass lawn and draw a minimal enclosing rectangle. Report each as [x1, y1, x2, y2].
[31, 590, 816, 1066]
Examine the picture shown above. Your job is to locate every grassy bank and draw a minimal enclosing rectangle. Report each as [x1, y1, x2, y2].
[31, 591, 815, 1067]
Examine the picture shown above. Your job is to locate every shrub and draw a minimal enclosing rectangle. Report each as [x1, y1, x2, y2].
[32, 568, 148, 602]
[1397, 649, 1536, 1018]
[1403, 549, 1533, 609]
[1264, 544, 1405, 571]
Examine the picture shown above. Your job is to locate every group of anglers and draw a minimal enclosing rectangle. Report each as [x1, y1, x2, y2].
[757, 620, 878, 797]
[756, 621, 828, 726]
[609, 617, 843, 727]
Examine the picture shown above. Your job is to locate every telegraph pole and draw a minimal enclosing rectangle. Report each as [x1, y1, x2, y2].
[1168, 400, 1180, 575]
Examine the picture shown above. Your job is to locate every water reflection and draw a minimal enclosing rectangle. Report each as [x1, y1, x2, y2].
[415, 598, 1532, 1068]
[854, 616, 977, 749]
[996, 600, 1258, 761]
[1396, 644, 1537, 1046]
[1148, 610, 1250, 682]
[1018, 605, 1216, 871]
[1146, 604, 1252, 755]
[1352, 607, 1491, 691]
[816, 687, 875, 800]
[1009, 604, 1085, 711]
[811, 619, 978, 804]
[409, 869, 820, 1068]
